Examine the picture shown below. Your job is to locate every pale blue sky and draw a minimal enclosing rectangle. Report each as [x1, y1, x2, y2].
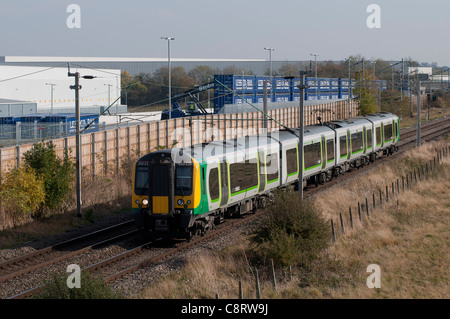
[0, 0, 448, 66]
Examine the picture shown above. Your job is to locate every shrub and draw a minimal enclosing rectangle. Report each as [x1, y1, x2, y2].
[35, 271, 123, 299]
[0, 167, 46, 223]
[22, 142, 74, 215]
[250, 191, 331, 268]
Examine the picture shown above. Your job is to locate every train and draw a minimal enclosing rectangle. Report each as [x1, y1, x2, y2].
[132, 112, 400, 239]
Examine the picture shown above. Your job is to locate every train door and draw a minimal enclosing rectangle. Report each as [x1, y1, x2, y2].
[258, 149, 266, 192]
[321, 136, 326, 169]
[149, 164, 174, 215]
[363, 126, 367, 154]
[219, 160, 229, 207]
[392, 120, 397, 142]
[346, 129, 351, 160]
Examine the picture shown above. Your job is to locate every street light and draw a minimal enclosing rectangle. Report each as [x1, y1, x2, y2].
[310, 54, 319, 100]
[297, 70, 311, 202]
[161, 37, 175, 119]
[264, 47, 274, 102]
[45, 83, 56, 114]
[68, 70, 96, 218]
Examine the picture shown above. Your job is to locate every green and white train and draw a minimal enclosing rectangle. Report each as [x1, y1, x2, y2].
[132, 112, 400, 239]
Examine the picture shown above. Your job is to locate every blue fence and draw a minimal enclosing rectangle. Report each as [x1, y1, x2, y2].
[0, 113, 99, 141]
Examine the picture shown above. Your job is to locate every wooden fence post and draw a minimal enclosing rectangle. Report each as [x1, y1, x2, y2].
[349, 207, 354, 229]
[331, 219, 336, 242]
[255, 268, 261, 299]
[340, 212, 345, 234]
[271, 259, 277, 291]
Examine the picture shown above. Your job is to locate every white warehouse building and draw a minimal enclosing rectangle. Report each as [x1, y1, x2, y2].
[0, 64, 122, 114]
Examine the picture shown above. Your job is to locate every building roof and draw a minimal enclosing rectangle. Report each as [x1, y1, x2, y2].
[1, 56, 265, 63]
[0, 98, 35, 104]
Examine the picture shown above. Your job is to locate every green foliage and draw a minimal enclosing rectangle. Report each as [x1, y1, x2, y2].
[358, 87, 377, 115]
[0, 167, 46, 222]
[35, 271, 123, 299]
[250, 192, 331, 268]
[22, 142, 74, 215]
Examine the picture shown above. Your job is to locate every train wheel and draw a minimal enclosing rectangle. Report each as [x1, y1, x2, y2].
[318, 172, 326, 185]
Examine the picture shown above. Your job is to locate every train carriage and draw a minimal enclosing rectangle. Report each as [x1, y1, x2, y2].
[132, 112, 400, 239]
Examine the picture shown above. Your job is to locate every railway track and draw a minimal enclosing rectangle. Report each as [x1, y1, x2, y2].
[5, 116, 450, 299]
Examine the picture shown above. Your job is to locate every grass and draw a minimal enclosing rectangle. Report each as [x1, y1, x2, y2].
[137, 139, 450, 299]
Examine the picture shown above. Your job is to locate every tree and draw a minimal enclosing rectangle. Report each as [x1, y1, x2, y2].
[22, 142, 74, 215]
[0, 167, 46, 222]
[188, 65, 218, 84]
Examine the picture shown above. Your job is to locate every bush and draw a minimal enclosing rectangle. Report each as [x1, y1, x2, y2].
[22, 142, 74, 215]
[250, 191, 331, 268]
[0, 167, 46, 223]
[35, 271, 123, 299]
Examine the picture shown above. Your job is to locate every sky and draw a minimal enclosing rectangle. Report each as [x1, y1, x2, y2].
[0, 0, 449, 67]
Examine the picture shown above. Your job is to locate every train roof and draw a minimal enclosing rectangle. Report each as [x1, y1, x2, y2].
[363, 112, 398, 121]
[325, 117, 371, 129]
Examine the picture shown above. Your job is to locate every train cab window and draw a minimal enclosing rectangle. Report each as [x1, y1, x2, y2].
[208, 168, 220, 201]
[367, 129, 373, 149]
[326, 139, 334, 162]
[230, 159, 258, 194]
[339, 135, 347, 158]
[135, 166, 149, 195]
[351, 132, 363, 153]
[175, 165, 193, 196]
[286, 148, 298, 175]
[152, 166, 169, 196]
[304, 142, 321, 169]
[266, 153, 279, 182]
[384, 124, 393, 142]
[376, 126, 381, 145]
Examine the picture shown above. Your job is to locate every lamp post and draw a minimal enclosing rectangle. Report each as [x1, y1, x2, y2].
[45, 83, 56, 114]
[297, 70, 311, 202]
[310, 54, 319, 99]
[68, 71, 96, 218]
[264, 47, 274, 102]
[161, 37, 175, 119]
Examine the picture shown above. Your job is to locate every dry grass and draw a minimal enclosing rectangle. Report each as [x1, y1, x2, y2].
[139, 140, 450, 299]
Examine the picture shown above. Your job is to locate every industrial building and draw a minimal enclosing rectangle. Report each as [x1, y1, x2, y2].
[1, 56, 287, 77]
[0, 64, 123, 113]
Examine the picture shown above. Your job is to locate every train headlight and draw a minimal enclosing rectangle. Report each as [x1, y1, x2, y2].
[177, 199, 184, 206]
[142, 199, 149, 206]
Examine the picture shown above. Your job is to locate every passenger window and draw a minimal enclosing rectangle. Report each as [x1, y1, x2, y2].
[351, 131, 363, 152]
[384, 124, 393, 142]
[304, 142, 321, 169]
[326, 139, 334, 162]
[376, 127, 381, 145]
[339, 135, 347, 158]
[286, 148, 298, 175]
[230, 159, 258, 194]
[208, 168, 220, 201]
[367, 129, 372, 149]
[266, 153, 278, 182]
